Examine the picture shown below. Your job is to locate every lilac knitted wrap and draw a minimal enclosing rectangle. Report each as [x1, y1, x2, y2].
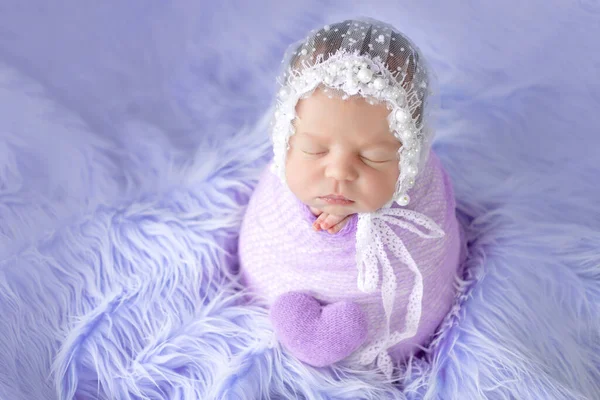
[239, 151, 467, 364]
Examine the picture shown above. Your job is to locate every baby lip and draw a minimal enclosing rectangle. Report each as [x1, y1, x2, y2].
[321, 194, 353, 201]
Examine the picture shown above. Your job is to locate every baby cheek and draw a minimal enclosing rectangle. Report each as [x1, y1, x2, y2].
[285, 155, 302, 184]
[361, 170, 397, 210]
[286, 154, 318, 198]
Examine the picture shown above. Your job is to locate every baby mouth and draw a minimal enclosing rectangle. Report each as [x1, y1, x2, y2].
[319, 194, 354, 205]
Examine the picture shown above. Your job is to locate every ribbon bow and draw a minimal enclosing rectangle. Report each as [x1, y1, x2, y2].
[353, 207, 445, 378]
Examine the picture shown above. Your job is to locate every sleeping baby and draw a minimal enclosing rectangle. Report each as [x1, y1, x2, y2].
[238, 17, 467, 379]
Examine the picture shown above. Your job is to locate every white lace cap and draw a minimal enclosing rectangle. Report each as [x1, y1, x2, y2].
[270, 17, 439, 206]
[269, 17, 444, 377]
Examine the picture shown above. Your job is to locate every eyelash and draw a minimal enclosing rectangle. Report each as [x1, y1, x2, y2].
[302, 150, 328, 156]
[303, 150, 389, 164]
[361, 156, 389, 164]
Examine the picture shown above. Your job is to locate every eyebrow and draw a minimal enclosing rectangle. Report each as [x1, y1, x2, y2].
[299, 131, 399, 148]
[363, 140, 401, 150]
[297, 131, 321, 139]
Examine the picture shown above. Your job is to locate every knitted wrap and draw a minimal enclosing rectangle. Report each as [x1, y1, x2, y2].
[239, 150, 466, 372]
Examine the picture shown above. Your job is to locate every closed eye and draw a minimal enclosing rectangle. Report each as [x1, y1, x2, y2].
[361, 156, 392, 164]
[302, 150, 328, 156]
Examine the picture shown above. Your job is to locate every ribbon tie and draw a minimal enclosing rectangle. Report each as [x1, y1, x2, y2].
[353, 207, 445, 378]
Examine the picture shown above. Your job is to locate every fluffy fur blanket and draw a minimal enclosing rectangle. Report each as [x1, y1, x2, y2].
[0, 1, 599, 399]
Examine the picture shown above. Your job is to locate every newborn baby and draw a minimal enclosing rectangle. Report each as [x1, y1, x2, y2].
[239, 18, 467, 378]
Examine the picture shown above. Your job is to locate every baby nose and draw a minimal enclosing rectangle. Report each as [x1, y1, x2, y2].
[325, 156, 358, 182]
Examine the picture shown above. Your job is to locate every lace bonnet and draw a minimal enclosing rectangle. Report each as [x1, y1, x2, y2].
[270, 16, 438, 206]
[269, 17, 445, 377]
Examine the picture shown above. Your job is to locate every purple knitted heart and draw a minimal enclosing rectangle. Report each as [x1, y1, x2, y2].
[269, 292, 368, 367]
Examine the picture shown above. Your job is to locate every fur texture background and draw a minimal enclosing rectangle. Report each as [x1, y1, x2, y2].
[0, 1, 599, 399]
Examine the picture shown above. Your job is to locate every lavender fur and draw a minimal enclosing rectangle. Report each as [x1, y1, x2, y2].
[0, 1, 599, 399]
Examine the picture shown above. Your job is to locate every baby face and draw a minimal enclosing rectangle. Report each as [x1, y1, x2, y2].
[285, 86, 401, 216]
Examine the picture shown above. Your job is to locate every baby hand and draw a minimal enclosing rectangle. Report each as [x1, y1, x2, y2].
[310, 207, 350, 234]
